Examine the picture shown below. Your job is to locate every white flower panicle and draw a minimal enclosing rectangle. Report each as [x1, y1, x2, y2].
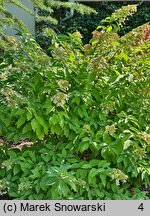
[52, 91, 69, 107]
[57, 79, 69, 91]
[105, 125, 117, 135]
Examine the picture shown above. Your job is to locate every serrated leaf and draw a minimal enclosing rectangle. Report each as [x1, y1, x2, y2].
[58, 180, 69, 196]
[7, 150, 17, 159]
[16, 116, 26, 128]
[35, 184, 41, 193]
[123, 157, 129, 168]
[88, 168, 99, 185]
[89, 159, 99, 167]
[36, 115, 46, 127]
[49, 114, 58, 125]
[51, 124, 62, 135]
[13, 164, 20, 175]
[40, 175, 49, 191]
[117, 156, 123, 164]
[103, 132, 111, 144]
[88, 168, 99, 178]
[27, 112, 33, 121]
[36, 126, 44, 140]
[100, 173, 107, 187]
[71, 96, 80, 105]
[79, 142, 89, 153]
[62, 148, 67, 157]
[35, 115, 48, 135]
[98, 160, 108, 168]
[118, 52, 128, 61]
[123, 140, 131, 150]
[31, 118, 39, 132]
[58, 112, 65, 128]
[106, 25, 113, 32]
[15, 109, 24, 115]
[22, 123, 31, 134]
[82, 164, 92, 169]
[41, 153, 51, 163]
[67, 180, 77, 192]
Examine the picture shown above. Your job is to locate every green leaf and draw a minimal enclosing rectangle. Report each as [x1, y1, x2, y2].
[40, 175, 50, 191]
[79, 142, 89, 153]
[123, 157, 129, 168]
[71, 163, 81, 169]
[91, 141, 100, 152]
[15, 109, 24, 115]
[36, 126, 45, 140]
[41, 153, 51, 163]
[129, 126, 140, 134]
[117, 156, 123, 164]
[27, 112, 33, 121]
[58, 112, 65, 128]
[35, 184, 41, 193]
[118, 52, 128, 61]
[22, 123, 31, 134]
[123, 140, 131, 150]
[103, 132, 111, 144]
[62, 148, 67, 157]
[98, 160, 110, 168]
[106, 25, 113, 32]
[35, 115, 48, 130]
[49, 114, 58, 126]
[88, 168, 99, 185]
[82, 164, 92, 169]
[101, 147, 108, 159]
[19, 164, 31, 173]
[16, 116, 26, 128]
[111, 183, 118, 193]
[33, 193, 44, 200]
[7, 150, 17, 159]
[58, 180, 69, 196]
[30, 167, 41, 179]
[67, 180, 77, 192]
[89, 160, 100, 167]
[100, 173, 107, 187]
[88, 168, 99, 178]
[31, 118, 39, 132]
[13, 164, 21, 175]
[96, 25, 103, 30]
[51, 124, 62, 135]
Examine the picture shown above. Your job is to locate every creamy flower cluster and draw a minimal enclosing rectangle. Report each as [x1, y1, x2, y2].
[143, 133, 150, 144]
[111, 169, 128, 185]
[0, 85, 22, 107]
[105, 125, 117, 135]
[18, 181, 32, 193]
[52, 91, 68, 107]
[52, 79, 69, 107]
[0, 179, 9, 195]
[1, 159, 13, 171]
[57, 79, 69, 91]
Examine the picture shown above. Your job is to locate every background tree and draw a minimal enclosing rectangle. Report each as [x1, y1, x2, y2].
[0, 0, 96, 34]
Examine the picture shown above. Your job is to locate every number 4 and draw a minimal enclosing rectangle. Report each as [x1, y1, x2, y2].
[138, 203, 144, 211]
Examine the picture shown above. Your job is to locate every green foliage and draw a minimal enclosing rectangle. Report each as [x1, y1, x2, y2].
[0, 142, 148, 200]
[0, 5, 150, 200]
